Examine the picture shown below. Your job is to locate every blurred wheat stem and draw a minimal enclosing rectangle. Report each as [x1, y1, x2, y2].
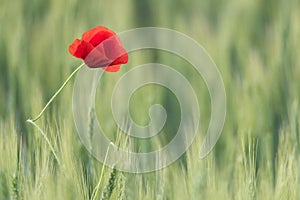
[27, 62, 85, 122]
[91, 142, 114, 200]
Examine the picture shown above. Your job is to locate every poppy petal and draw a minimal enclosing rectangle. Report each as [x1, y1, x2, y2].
[103, 65, 121, 72]
[84, 44, 111, 68]
[69, 39, 94, 59]
[82, 26, 115, 47]
[101, 35, 128, 65]
[111, 53, 128, 65]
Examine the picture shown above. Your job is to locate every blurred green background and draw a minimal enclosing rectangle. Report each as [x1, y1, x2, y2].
[0, 0, 300, 199]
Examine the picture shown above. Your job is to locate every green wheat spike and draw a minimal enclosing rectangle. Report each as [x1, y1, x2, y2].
[88, 107, 96, 152]
[100, 167, 117, 200]
[117, 173, 127, 200]
[11, 173, 19, 200]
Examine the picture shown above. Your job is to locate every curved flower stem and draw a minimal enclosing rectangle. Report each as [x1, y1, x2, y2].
[27, 62, 85, 122]
[27, 119, 61, 165]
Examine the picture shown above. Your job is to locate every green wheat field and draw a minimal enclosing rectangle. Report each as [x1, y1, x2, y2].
[1, 0, 300, 199]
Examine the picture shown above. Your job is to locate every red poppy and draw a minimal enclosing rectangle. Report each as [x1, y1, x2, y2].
[69, 26, 128, 72]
